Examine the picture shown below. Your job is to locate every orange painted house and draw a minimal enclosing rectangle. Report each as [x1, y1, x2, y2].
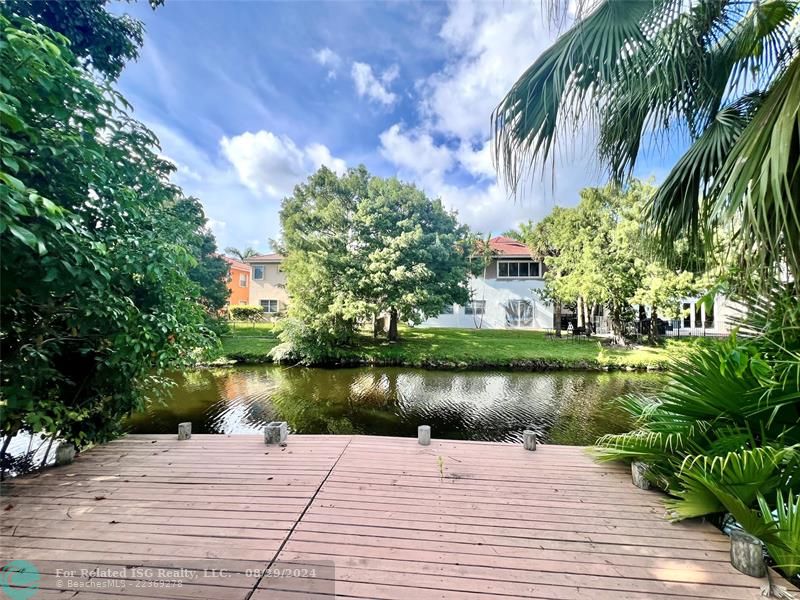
[222, 256, 250, 307]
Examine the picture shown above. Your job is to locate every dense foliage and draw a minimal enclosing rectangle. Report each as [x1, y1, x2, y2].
[0, 15, 218, 469]
[495, 0, 800, 578]
[276, 166, 473, 362]
[4, 0, 161, 79]
[519, 181, 697, 344]
[493, 0, 799, 290]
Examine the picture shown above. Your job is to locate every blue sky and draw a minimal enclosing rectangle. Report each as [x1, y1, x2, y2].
[116, 1, 670, 253]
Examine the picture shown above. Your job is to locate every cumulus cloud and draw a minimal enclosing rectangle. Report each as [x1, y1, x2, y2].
[379, 124, 454, 179]
[351, 62, 397, 105]
[376, 1, 597, 235]
[220, 130, 346, 198]
[422, 1, 554, 142]
[312, 47, 342, 78]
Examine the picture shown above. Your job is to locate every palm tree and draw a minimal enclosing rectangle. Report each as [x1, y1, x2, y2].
[224, 246, 258, 261]
[492, 0, 799, 291]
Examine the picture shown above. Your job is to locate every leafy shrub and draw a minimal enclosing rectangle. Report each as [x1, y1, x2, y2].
[595, 283, 800, 576]
[230, 305, 266, 323]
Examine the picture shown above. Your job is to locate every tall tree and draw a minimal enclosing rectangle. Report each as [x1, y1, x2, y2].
[493, 0, 799, 291]
[4, 0, 162, 80]
[0, 14, 212, 466]
[354, 177, 473, 341]
[277, 167, 473, 360]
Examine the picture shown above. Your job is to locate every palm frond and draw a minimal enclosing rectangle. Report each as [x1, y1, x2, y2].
[758, 490, 800, 577]
[714, 53, 800, 288]
[492, 0, 657, 192]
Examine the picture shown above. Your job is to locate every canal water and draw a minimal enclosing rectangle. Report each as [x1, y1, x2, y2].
[127, 366, 666, 445]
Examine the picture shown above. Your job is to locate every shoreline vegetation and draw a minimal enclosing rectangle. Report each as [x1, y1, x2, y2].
[214, 323, 713, 371]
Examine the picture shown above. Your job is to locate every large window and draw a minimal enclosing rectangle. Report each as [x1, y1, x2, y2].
[239, 273, 247, 287]
[464, 300, 486, 315]
[506, 299, 533, 326]
[260, 299, 279, 313]
[441, 304, 454, 314]
[253, 266, 264, 280]
[682, 302, 691, 327]
[498, 260, 540, 279]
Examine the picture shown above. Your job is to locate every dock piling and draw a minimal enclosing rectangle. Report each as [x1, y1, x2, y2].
[265, 421, 288, 445]
[523, 430, 537, 451]
[55, 442, 76, 465]
[418, 425, 431, 446]
[631, 461, 651, 489]
[177, 422, 192, 440]
[730, 530, 766, 577]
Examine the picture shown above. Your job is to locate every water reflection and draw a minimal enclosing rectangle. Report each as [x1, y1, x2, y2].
[127, 366, 666, 445]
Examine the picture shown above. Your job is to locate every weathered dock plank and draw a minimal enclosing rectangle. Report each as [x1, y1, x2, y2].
[1, 434, 796, 600]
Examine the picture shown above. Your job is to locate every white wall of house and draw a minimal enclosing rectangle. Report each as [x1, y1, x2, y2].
[248, 262, 289, 313]
[420, 258, 553, 330]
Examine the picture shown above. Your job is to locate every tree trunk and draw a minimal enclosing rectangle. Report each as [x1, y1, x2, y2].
[589, 303, 597, 334]
[609, 303, 627, 346]
[372, 313, 379, 338]
[649, 306, 659, 345]
[554, 301, 562, 337]
[577, 296, 584, 328]
[388, 307, 398, 342]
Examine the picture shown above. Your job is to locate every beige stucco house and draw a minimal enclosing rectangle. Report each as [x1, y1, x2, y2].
[245, 253, 289, 315]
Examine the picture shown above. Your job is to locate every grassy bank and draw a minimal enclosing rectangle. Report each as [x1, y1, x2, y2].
[218, 323, 709, 370]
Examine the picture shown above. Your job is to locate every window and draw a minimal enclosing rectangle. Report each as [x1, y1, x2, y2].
[506, 300, 533, 326]
[441, 304, 454, 314]
[239, 300, 247, 305]
[704, 303, 715, 328]
[497, 260, 540, 279]
[260, 299, 279, 313]
[465, 300, 486, 315]
[682, 303, 691, 327]
[694, 303, 702, 329]
[239, 273, 247, 287]
[253, 266, 264, 280]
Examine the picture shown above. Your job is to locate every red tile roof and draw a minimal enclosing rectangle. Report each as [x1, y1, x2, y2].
[222, 256, 250, 271]
[245, 253, 284, 263]
[486, 236, 533, 257]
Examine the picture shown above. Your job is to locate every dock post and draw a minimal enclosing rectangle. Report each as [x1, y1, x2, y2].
[730, 530, 766, 577]
[523, 430, 537, 451]
[177, 422, 192, 440]
[418, 425, 431, 446]
[55, 442, 76, 465]
[631, 461, 651, 489]
[265, 421, 288, 445]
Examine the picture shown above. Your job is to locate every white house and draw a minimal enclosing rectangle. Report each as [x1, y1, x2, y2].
[420, 236, 554, 330]
[244, 253, 289, 315]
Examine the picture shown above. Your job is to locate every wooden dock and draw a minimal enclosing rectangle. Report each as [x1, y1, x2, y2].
[1, 434, 796, 599]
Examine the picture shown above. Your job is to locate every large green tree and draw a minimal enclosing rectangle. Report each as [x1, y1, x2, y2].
[493, 0, 799, 290]
[0, 15, 214, 469]
[277, 167, 473, 360]
[354, 177, 473, 341]
[4, 0, 162, 79]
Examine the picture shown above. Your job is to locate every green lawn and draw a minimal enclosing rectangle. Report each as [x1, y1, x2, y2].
[218, 323, 710, 370]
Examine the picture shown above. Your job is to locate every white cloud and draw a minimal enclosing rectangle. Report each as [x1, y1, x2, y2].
[375, 1, 598, 235]
[351, 62, 397, 105]
[379, 124, 454, 179]
[220, 130, 347, 198]
[422, 1, 555, 142]
[381, 64, 400, 85]
[313, 47, 342, 78]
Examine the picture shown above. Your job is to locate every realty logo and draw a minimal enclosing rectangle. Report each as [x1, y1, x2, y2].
[0, 560, 40, 599]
